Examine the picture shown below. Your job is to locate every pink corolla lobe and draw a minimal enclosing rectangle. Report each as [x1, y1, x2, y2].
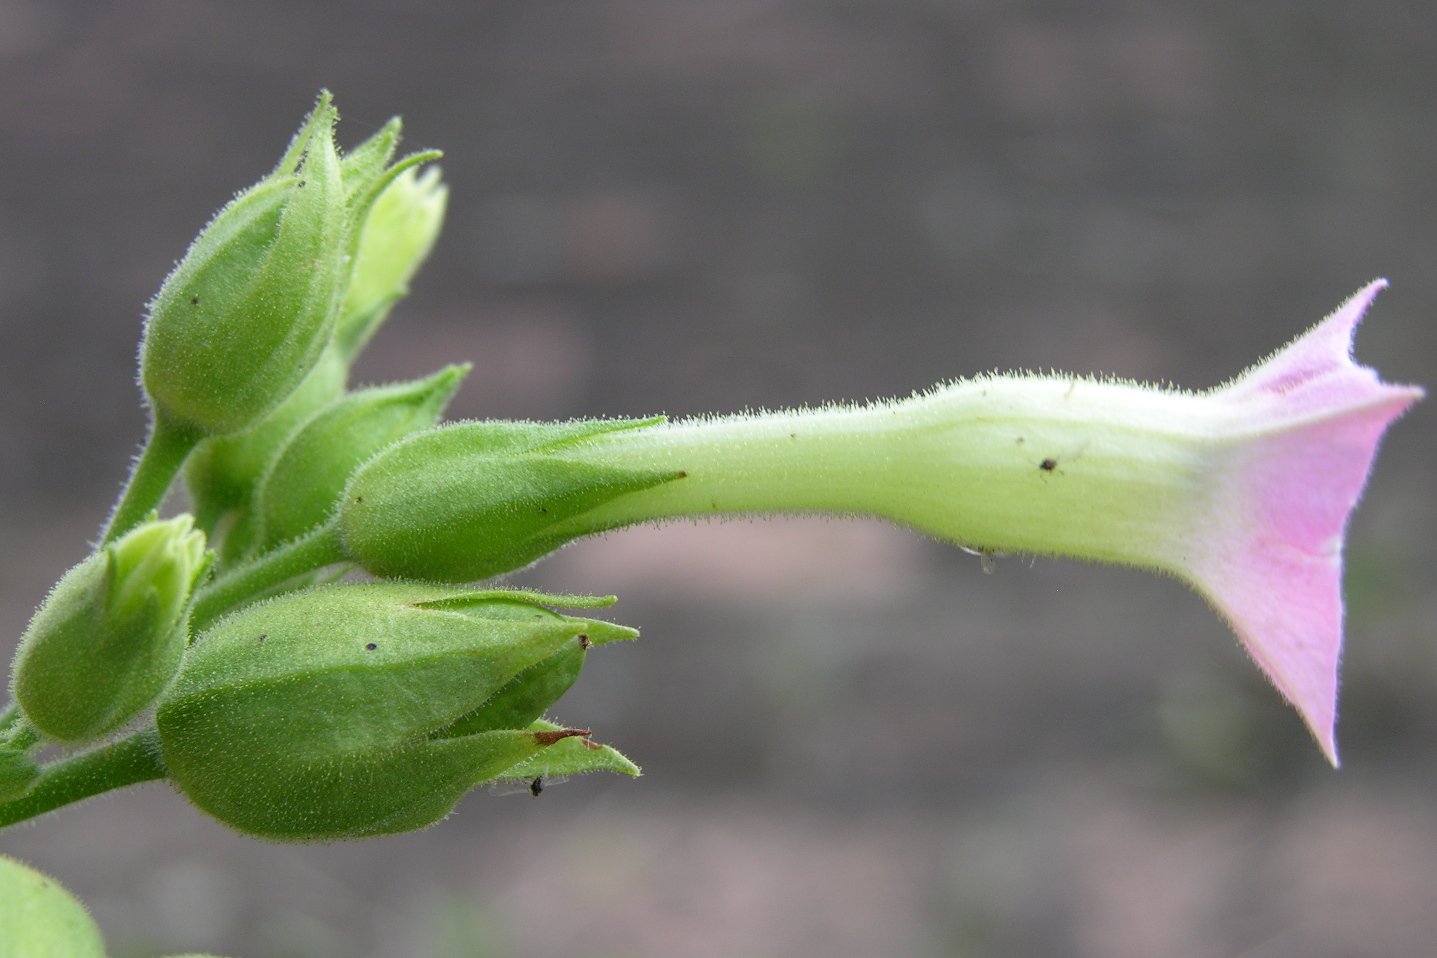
[1188, 280, 1422, 765]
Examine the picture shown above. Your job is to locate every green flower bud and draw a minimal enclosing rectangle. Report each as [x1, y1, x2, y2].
[139, 91, 442, 439]
[255, 364, 469, 549]
[0, 856, 107, 958]
[141, 95, 348, 436]
[337, 418, 683, 581]
[0, 748, 39, 801]
[335, 164, 448, 359]
[12, 516, 209, 743]
[155, 584, 636, 840]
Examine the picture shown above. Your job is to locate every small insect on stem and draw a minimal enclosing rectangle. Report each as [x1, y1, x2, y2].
[529, 776, 544, 798]
[1039, 458, 1057, 472]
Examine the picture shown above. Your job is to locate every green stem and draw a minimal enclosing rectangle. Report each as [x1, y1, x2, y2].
[189, 523, 346, 631]
[102, 416, 202, 544]
[0, 729, 166, 829]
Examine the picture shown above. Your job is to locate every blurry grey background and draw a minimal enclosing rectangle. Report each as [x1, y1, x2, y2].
[2, 2, 1434, 956]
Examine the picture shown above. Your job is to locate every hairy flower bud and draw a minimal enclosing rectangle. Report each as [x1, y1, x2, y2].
[335, 164, 448, 359]
[155, 584, 636, 840]
[140, 94, 441, 441]
[141, 94, 348, 437]
[0, 856, 106, 958]
[12, 516, 209, 743]
[336, 418, 683, 581]
[255, 364, 469, 548]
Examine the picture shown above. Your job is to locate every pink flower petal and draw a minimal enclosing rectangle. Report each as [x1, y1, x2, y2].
[1225, 279, 1390, 403]
[1187, 282, 1422, 764]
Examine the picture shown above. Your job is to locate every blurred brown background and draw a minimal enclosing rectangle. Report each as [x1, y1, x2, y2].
[1, 2, 1434, 956]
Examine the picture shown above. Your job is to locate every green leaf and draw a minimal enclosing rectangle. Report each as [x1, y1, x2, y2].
[0, 856, 106, 958]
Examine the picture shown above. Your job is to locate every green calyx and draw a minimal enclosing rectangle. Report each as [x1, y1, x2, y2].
[139, 93, 442, 440]
[11, 516, 209, 744]
[255, 364, 470, 549]
[337, 417, 682, 581]
[141, 93, 347, 437]
[172, 103, 447, 564]
[155, 583, 637, 840]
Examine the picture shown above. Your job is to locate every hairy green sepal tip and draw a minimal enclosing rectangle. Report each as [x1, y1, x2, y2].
[155, 583, 635, 840]
[337, 417, 680, 581]
[12, 515, 208, 743]
[255, 363, 469, 549]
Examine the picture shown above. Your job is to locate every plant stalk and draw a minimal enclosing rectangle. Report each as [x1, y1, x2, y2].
[102, 416, 202, 544]
[0, 728, 166, 828]
[189, 523, 346, 632]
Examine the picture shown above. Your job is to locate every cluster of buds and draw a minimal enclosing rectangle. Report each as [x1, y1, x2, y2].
[165, 95, 451, 559]
[2, 95, 637, 842]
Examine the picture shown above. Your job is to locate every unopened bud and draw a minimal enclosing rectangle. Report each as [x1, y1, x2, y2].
[255, 364, 468, 548]
[140, 94, 441, 440]
[337, 418, 682, 581]
[336, 164, 448, 358]
[12, 516, 208, 743]
[156, 583, 636, 840]
[141, 94, 347, 436]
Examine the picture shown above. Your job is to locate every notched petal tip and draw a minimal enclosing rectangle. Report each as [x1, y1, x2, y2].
[1225, 279, 1395, 404]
